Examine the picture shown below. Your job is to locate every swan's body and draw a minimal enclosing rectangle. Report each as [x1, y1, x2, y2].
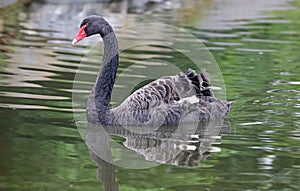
[73, 15, 233, 126]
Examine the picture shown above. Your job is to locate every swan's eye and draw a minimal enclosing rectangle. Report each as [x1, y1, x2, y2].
[80, 23, 88, 28]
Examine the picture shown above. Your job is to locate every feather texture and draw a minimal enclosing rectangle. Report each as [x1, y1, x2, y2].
[109, 69, 233, 126]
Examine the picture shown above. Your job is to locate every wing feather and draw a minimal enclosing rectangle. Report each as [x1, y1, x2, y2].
[111, 69, 224, 125]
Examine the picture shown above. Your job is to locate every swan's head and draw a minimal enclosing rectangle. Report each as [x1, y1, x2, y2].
[72, 15, 113, 45]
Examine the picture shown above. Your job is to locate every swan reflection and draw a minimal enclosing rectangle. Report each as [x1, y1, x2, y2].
[86, 120, 231, 190]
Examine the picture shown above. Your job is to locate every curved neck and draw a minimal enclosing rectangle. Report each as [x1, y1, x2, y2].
[94, 27, 119, 119]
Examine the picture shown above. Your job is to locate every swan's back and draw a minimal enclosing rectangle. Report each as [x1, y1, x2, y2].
[109, 69, 233, 126]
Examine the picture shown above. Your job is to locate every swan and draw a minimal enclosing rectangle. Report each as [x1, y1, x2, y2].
[72, 15, 233, 126]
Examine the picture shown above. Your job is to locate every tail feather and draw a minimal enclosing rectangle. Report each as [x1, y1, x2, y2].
[226, 101, 235, 110]
[185, 68, 214, 97]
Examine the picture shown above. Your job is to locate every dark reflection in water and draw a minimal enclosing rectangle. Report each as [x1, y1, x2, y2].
[87, 120, 230, 167]
[87, 120, 230, 190]
[0, 0, 299, 191]
[90, 151, 120, 191]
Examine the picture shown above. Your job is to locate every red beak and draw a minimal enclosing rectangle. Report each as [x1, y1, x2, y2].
[72, 24, 88, 44]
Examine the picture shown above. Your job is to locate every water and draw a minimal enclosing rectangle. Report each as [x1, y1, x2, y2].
[0, 0, 299, 190]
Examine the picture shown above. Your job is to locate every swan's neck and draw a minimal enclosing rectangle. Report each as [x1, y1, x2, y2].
[94, 31, 119, 120]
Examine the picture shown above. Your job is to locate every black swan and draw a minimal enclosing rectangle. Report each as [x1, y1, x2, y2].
[72, 15, 234, 126]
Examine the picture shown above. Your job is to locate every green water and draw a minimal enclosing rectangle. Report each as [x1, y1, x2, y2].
[0, 0, 299, 191]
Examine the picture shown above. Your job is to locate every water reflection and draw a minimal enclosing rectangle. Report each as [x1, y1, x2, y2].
[87, 120, 231, 167]
[89, 151, 120, 191]
[87, 120, 230, 190]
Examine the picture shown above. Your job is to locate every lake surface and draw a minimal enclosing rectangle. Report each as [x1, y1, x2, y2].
[0, 0, 299, 190]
